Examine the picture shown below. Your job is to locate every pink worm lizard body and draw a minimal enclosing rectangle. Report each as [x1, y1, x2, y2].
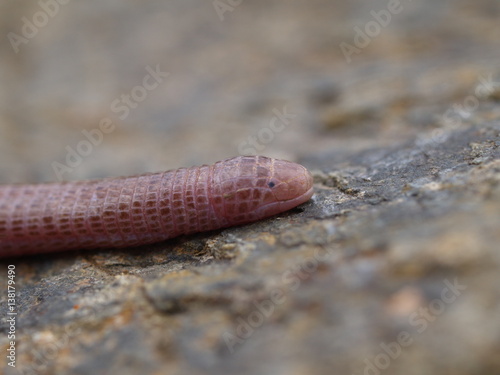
[0, 156, 313, 257]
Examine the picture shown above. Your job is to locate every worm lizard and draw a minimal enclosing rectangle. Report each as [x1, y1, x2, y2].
[0, 156, 313, 257]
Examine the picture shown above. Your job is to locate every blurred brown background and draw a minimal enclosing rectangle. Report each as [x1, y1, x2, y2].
[1, 0, 497, 183]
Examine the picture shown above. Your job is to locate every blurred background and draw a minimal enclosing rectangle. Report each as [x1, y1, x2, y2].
[1, 0, 498, 183]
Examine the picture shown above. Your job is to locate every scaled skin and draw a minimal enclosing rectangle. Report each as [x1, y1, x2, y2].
[0, 156, 313, 257]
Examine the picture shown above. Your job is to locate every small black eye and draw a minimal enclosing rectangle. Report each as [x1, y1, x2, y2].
[268, 181, 275, 188]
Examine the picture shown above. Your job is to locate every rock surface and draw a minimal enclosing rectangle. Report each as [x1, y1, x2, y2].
[1, 1, 500, 374]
